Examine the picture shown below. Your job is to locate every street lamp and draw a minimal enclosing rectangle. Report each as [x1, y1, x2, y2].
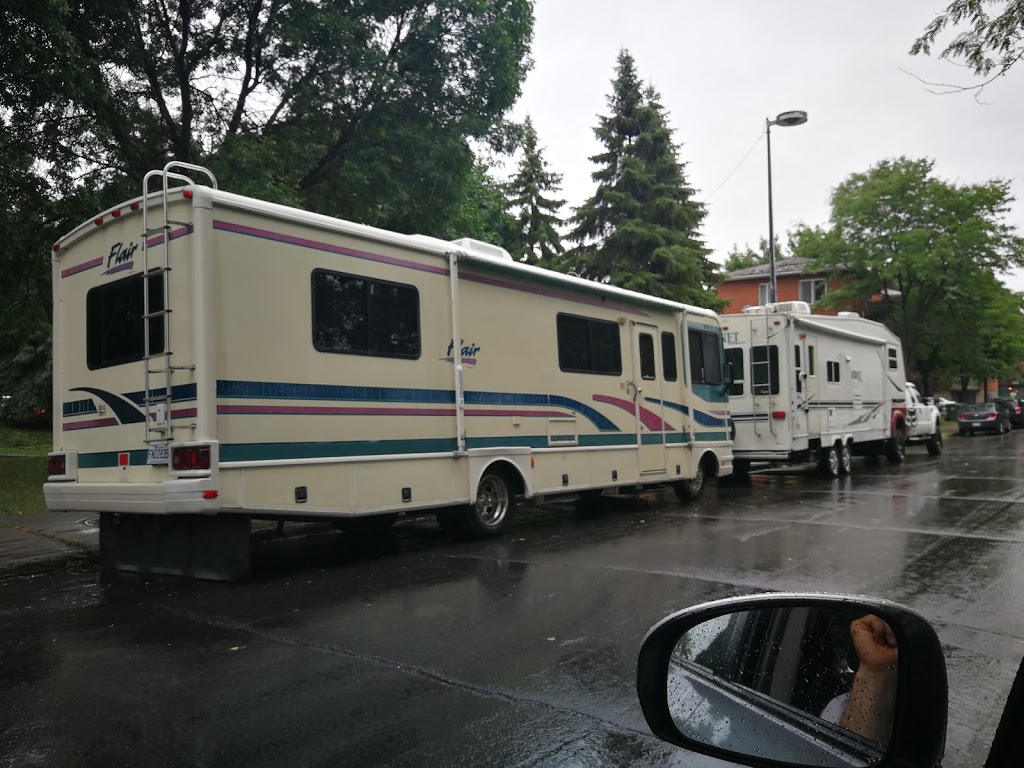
[766, 109, 808, 304]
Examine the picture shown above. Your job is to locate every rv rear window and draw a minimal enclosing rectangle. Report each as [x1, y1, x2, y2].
[751, 345, 780, 395]
[556, 314, 622, 375]
[86, 272, 165, 370]
[724, 348, 744, 396]
[312, 270, 420, 359]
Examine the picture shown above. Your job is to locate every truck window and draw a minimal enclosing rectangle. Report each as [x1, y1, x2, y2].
[312, 270, 420, 359]
[688, 329, 722, 385]
[661, 332, 678, 381]
[639, 333, 656, 380]
[556, 314, 622, 375]
[724, 348, 744, 396]
[86, 272, 165, 370]
[751, 345, 780, 396]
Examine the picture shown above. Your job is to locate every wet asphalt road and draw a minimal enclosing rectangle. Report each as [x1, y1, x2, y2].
[3, 432, 1024, 768]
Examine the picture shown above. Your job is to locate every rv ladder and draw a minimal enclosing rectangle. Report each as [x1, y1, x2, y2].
[140, 162, 217, 446]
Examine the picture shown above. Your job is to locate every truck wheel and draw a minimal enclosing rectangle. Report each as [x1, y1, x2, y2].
[820, 446, 840, 478]
[886, 427, 906, 464]
[437, 471, 512, 539]
[926, 426, 943, 456]
[839, 444, 853, 475]
[674, 463, 706, 502]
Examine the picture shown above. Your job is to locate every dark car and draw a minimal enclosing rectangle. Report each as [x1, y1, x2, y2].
[1001, 397, 1024, 427]
[958, 401, 1011, 435]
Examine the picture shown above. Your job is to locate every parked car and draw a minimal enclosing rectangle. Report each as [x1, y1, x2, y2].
[1001, 397, 1024, 428]
[957, 401, 1012, 435]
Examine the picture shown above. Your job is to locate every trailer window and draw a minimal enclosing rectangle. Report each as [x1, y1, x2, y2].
[688, 329, 722, 386]
[638, 334, 656, 380]
[827, 360, 841, 383]
[86, 272, 165, 370]
[888, 347, 898, 370]
[556, 314, 622, 375]
[724, 348, 744, 396]
[661, 332, 677, 381]
[312, 270, 420, 359]
[794, 345, 802, 394]
[751, 345, 780, 396]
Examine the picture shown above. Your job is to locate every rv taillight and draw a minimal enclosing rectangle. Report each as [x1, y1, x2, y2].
[111, 208, 121, 217]
[183, 189, 193, 200]
[771, 411, 787, 420]
[48, 455, 66, 476]
[52, 242, 60, 252]
[172, 445, 211, 471]
[130, 201, 140, 211]
[94, 216, 103, 226]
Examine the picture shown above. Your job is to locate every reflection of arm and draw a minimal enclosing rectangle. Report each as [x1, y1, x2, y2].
[839, 616, 898, 746]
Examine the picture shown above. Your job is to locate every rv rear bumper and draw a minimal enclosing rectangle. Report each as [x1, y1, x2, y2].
[43, 480, 222, 515]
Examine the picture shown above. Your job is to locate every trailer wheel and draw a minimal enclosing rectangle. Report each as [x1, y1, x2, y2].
[820, 446, 840, 478]
[886, 426, 906, 464]
[926, 426, 943, 456]
[673, 462, 706, 502]
[839, 443, 853, 475]
[437, 470, 512, 538]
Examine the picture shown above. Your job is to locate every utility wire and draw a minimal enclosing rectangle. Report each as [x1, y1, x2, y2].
[704, 130, 766, 202]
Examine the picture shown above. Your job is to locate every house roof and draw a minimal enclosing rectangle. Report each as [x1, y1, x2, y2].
[721, 256, 827, 282]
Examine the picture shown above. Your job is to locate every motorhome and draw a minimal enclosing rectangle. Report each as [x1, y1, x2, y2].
[721, 302, 907, 476]
[44, 163, 733, 578]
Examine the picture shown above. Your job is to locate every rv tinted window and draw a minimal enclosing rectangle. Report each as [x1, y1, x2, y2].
[827, 360, 841, 383]
[556, 314, 622, 375]
[888, 347, 898, 370]
[687, 329, 722, 386]
[661, 333, 678, 381]
[312, 270, 420, 359]
[794, 345, 802, 394]
[86, 272, 165, 370]
[751, 345, 780, 395]
[724, 348, 744, 396]
[639, 334, 656, 380]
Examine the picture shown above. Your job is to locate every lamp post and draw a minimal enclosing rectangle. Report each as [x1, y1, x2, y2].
[766, 110, 808, 304]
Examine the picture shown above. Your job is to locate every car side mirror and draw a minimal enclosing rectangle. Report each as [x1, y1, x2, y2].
[637, 593, 947, 768]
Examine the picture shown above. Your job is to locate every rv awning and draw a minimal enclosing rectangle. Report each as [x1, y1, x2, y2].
[792, 317, 889, 346]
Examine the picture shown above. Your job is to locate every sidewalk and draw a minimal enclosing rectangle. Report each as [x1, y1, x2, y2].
[0, 512, 99, 577]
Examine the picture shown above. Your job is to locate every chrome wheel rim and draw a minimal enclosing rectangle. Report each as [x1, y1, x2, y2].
[827, 449, 839, 475]
[475, 475, 509, 527]
[690, 466, 704, 493]
[840, 446, 852, 473]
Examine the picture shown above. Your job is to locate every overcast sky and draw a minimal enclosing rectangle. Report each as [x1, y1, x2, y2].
[510, 0, 1024, 289]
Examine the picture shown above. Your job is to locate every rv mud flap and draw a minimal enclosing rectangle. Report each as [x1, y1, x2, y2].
[99, 513, 251, 581]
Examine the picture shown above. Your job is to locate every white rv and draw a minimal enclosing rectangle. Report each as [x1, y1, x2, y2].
[43, 163, 733, 578]
[721, 302, 908, 476]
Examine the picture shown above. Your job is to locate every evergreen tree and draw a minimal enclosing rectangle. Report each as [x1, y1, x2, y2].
[505, 117, 566, 263]
[566, 51, 720, 309]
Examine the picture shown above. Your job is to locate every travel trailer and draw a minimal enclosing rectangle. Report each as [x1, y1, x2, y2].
[721, 302, 908, 476]
[44, 163, 733, 578]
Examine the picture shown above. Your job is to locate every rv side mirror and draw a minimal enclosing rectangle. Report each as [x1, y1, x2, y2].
[637, 593, 948, 768]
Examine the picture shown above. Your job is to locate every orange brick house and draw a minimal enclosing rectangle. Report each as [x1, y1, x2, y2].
[717, 257, 846, 315]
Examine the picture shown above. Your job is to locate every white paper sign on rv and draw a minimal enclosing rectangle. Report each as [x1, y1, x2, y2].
[44, 163, 734, 578]
[721, 302, 908, 476]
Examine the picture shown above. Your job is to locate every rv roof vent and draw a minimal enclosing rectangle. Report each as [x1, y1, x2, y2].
[450, 237, 513, 262]
[837, 311, 860, 318]
[771, 301, 811, 314]
[742, 305, 768, 314]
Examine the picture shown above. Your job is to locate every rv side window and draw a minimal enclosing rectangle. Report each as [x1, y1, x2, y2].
[724, 348, 744, 396]
[827, 360, 841, 383]
[807, 346, 816, 376]
[556, 314, 622, 375]
[794, 345, 802, 394]
[687, 329, 722, 386]
[751, 345, 780, 395]
[888, 347, 898, 370]
[639, 334, 656, 380]
[661, 332, 677, 381]
[312, 270, 420, 359]
[86, 272, 166, 370]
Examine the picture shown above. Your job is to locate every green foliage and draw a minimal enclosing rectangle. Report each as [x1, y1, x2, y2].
[0, 457, 49, 515]
[795, 156, 1024, 389]
[504, 116, 566, 263]
[565, 51, 721, 310]
[911, 0, 1024, 79]
[722, 236, 788, 272]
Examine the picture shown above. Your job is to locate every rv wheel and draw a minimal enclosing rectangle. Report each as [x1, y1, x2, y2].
[820, 446, 840, 478]
[886, 427, 906, 464]
[673, 464, 705, 502]
[927, 427, 943, 456]
[437, 471, 512, 538]
[839, 443, 853, 475]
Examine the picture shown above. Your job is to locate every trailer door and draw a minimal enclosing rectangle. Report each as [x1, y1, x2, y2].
[631, 322, 667, 475]
[799, 334, 820, 437]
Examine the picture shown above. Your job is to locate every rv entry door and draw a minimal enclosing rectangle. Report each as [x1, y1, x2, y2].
[631, 322, 667, 475]
[799, 334, 819, 438]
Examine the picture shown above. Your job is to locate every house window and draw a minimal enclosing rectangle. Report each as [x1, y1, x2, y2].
[758, 283, 771, 305]
[556, 314, 622, 375]
[827, 360, 841, 383]
[312, 270, 420, 359]
[724, 348, 744, 396]
[661, 332, 678, 382]
[799, 278, 827, 304]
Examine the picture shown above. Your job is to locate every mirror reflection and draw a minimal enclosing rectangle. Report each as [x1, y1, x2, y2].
[668, 607, 898, 767]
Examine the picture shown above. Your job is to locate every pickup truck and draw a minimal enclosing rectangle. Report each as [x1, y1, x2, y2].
[905, 382, 942, 455]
